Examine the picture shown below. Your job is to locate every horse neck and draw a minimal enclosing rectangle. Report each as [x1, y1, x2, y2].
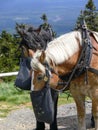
[51, 50, 81, 76]
[90, 34, 98, 51]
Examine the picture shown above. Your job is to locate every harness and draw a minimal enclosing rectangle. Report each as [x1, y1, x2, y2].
[44, 19, 98, 92]
[58, 19, 93, 91]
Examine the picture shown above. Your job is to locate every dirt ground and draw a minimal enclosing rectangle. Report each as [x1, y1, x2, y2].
[0, 102, 95, 130]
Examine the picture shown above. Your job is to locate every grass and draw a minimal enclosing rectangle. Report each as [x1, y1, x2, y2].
[0, 82, 31, 117]
[0, 82, 74, 118]
[58, 92, 74, 105]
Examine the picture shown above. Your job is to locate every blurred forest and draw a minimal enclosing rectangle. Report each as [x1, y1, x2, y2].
[0, 30, 21, 81]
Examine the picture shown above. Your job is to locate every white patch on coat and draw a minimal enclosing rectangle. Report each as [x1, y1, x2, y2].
[31, 71, 34, 91]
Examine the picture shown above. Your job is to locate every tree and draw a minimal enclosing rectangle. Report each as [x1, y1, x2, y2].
[40, 14, 48, 24]
[40, 14, 57, 37]
[75, 0, 98, 31]
[0, 30, 20, 81]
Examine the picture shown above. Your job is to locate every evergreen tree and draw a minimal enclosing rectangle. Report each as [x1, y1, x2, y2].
[75, 0, 98, 31]
[0, 30, 20, 81]
[40, 14, 56, 37]
[40, 14, 50, 31]
[40, 14, 48, 24]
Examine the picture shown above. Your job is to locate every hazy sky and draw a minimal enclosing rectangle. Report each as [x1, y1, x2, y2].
[0, 0, 92, 11]
[0, 0, 98, 34]
[0, 0, 98, 20]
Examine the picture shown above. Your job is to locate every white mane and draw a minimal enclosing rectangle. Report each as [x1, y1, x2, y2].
[45, 31, 82, 64]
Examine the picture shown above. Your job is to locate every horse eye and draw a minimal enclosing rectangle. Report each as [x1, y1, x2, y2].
[37, 75, 43, 81]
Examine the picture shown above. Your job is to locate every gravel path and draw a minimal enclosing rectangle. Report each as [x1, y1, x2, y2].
[0, 102, 95, 130]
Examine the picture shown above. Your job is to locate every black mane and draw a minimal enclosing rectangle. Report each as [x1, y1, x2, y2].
[16, 23, 54, 51]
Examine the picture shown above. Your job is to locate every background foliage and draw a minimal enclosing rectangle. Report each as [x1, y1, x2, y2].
[75, 0, 98, 31]
[0, 30, 21, 81]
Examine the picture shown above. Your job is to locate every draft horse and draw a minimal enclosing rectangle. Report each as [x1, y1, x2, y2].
[30, 29, 98, 130]
[16, 23, 59, 130]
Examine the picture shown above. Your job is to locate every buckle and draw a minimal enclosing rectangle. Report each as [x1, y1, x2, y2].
[44, 76, 48, 82]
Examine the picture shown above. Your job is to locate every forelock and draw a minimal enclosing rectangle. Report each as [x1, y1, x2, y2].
[31, 57, 45, 73]
[33, 50, 43, 59]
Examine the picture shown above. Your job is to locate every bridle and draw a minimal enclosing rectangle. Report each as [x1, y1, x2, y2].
[39, 62, 68, 92]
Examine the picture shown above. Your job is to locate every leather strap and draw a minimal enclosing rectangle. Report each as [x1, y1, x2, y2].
[88, 67, 98, 75]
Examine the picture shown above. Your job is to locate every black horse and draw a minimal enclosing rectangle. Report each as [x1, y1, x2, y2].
[16, 23, 59, 130]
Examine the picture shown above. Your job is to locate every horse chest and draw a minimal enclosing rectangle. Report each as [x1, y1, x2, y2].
[70, 72, 98, 97]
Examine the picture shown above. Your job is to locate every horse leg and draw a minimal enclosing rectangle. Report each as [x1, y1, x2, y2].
[75, 95, 86, 130]
[91, 113, 95, 128]
[92, 98, 98, 130]
[50, 89, 58, 130]
[70, 88, 86, 130]
[35, 121, 45, 130]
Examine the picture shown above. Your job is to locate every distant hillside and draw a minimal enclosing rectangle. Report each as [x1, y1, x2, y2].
[0, 0, 98, 35]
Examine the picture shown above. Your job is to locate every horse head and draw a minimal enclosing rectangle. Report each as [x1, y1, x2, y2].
[30, 50, 64, 91]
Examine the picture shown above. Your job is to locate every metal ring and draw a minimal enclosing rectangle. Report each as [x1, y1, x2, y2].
[85, 38, 89, 43]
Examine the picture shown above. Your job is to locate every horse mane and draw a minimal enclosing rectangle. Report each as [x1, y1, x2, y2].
[45, 31, 82, 64]
[16, 23, 54, 51]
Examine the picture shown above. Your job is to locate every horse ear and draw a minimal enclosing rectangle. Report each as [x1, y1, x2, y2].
[22, 46, 29, 57]
[39, 51, 46, 63]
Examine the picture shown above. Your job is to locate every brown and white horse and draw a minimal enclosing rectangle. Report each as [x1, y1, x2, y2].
[30, 30, 98, 130]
